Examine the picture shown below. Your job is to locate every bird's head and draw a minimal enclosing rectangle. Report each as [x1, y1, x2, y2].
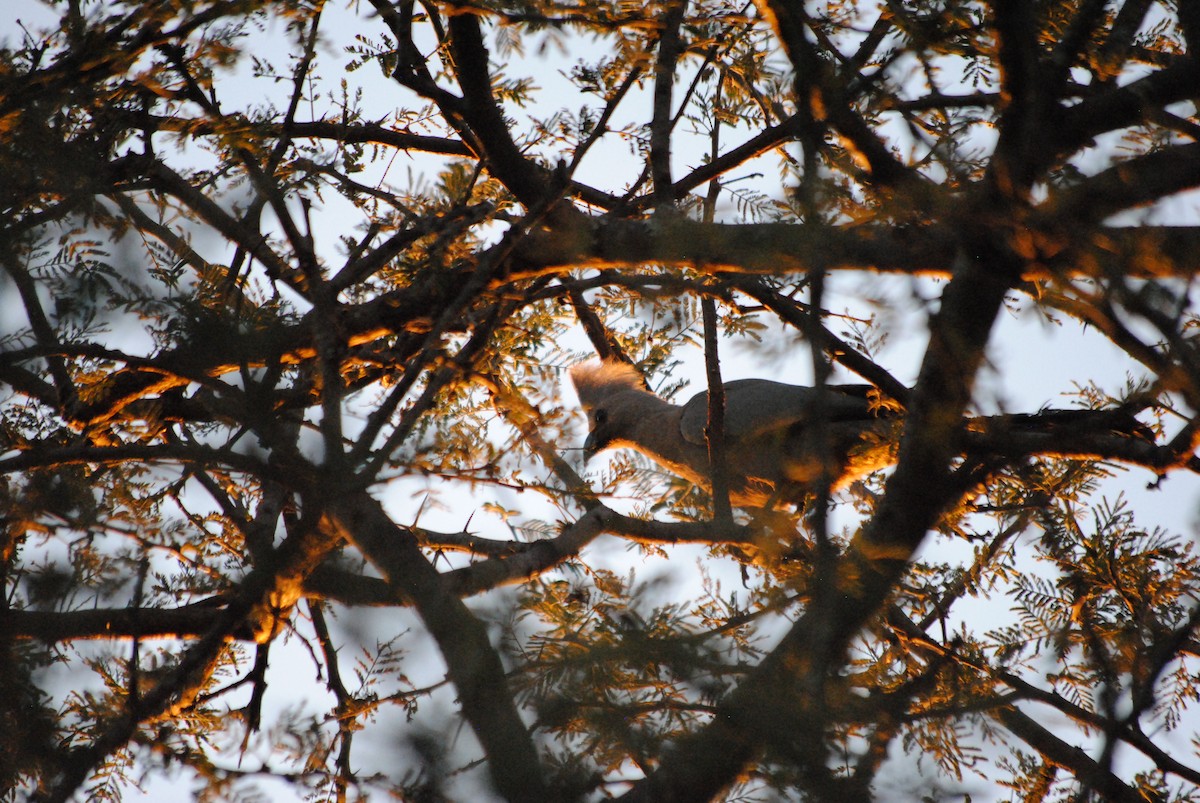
[568, 360, 651, 461]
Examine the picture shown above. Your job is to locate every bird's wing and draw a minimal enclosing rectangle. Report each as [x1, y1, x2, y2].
[678, 380, 877, 445]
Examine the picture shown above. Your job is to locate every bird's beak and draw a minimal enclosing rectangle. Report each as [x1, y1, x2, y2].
[582, 430, 600, 462]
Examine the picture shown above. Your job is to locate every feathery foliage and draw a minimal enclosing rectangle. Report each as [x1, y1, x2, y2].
[2, 0, 1200, 800]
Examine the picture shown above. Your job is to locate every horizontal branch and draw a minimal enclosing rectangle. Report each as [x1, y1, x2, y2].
[1, 509, 759, 646]
[145, 115, 473, 157]
[0, 442, 279, 481]
[0, 600, 248, 642]
[967, 422, 1200, 475]
[304, 508, 613, 604]
[514, 219, 1200, 280]
[309, 510, 757, 606]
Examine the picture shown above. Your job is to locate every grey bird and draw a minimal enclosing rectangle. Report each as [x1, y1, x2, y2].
[569, 361, 900, 507]
[569, 362, 1157, 508]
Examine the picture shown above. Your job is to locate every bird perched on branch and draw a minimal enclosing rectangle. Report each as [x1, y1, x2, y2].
[569, 361, 901, 507]
[568, 360, 1154, 508]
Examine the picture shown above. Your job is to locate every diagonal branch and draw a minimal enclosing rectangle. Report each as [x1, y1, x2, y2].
[758, 0, 923, 194]
[1039, 141, 1200, 227]
[39, 493, 328, 803]
[445, 11, 558, 208]
[323, 492, 548, 802]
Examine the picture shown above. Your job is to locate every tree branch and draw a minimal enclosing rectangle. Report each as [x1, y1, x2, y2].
[0, 601, 244, 642]
[515, 218, 1200, 280]
[323, 492, 549, 802]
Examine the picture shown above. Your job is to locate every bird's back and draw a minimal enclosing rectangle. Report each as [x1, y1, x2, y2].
[676, 380, 897, 504]
[679, 380, 886, 444]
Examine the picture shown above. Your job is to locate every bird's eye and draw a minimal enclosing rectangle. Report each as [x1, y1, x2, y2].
[594, 409, 607, 425]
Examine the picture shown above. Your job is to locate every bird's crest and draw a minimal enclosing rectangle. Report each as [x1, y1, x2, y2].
[568, 360, 646, 411]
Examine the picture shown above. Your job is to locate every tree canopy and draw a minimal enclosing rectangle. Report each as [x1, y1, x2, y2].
[3, 0, 1200, 800]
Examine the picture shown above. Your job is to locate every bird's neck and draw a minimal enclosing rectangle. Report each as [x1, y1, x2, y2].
[623, 399, 710, 486]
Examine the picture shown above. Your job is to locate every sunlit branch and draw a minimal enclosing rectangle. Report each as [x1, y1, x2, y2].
[514, 218, 1200, 280]
[0, 601, 243, 642]
[39, 495, 337, 803]
[891, 604, 1200, 792]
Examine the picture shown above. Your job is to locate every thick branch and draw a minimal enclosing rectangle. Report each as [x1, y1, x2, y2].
[515, 218, 1200, 280]
[1040, 142, 1200, 227]
[324, 492, 548, 802]
[990, 0, 1052, 195]
[650, 0, 687, 208]
[996, 706, 1146, 803]
[446, 13, 554, 208]
[1, 601, 244, 642]
[1057, 59, 1200, 158]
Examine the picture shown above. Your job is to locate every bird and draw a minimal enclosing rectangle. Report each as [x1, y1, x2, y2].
[569, 361, 901, 507]
[568, 361, 1155, 508]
